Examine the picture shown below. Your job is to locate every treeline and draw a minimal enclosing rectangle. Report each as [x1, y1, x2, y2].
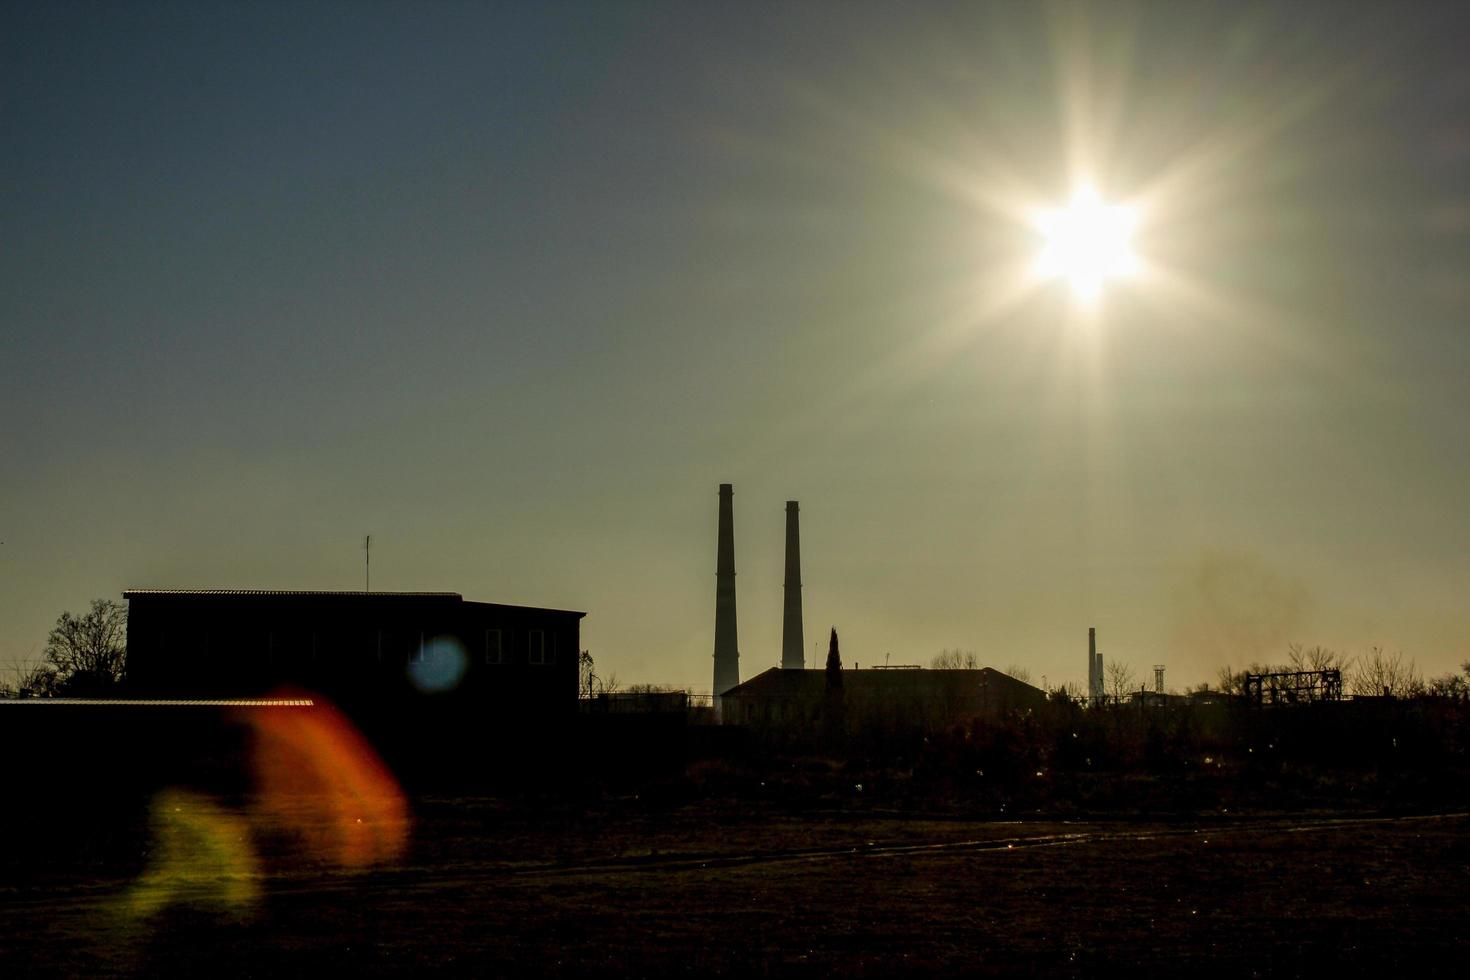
[671, 693, 1470, 815]
[2, 599, 127, 697]
[1212, 643, 1470, 699]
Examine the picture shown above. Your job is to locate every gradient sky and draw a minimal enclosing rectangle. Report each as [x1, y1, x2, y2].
[4, 1, 1469, 694]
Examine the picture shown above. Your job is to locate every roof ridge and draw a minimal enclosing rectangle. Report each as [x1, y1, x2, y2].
[123, 589, 463, 597]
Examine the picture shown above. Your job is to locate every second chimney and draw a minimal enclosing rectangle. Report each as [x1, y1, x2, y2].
[781, 501, 804, 669]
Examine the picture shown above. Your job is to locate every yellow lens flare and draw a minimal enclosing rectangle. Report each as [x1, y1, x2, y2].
[125, 789, 261, 918]
[1034, 187, 1138, 301]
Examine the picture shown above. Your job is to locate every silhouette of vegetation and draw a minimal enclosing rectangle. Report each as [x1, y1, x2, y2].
[824, 627, 842, 688]
[1, 658, 59, 697]
[1050, 680, 1084, 702]
[1350, 646, 1423, 697]
[1217, 644, 1352, 696]
[930, 648, 979, 669]
[1426, 662, 1470, 700]
[578, 649, 618, 697]
[623, 683, 680, 695]
[43, 598, 127, 695]
[1286, 642, 1352, 674]
[823, 627, 845, 749]
[1104, 659, 1136, 702]
[1002, 663, 1032, 684]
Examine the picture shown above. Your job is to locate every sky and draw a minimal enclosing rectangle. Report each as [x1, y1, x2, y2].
[3, 1, 1469, 694]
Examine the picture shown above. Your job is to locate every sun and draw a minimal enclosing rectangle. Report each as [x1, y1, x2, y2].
[1034, 187, 1138, 301]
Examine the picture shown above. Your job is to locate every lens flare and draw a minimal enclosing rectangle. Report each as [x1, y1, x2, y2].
[244, 694, 408, 868]
[1034, 186, 1138, 301]
[126, 789, 260, 918]
[407, 634, 468, 693]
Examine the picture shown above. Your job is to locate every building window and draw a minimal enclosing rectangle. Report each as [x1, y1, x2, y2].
[485, 629, 503, 665]
[528, 630, 545, 665]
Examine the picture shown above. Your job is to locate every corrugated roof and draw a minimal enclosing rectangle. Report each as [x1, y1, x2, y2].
[123, 590, 462, 598]
[0, 698, 315, 707]
[121, 590, 585, 616]
[462, 599, 587, 617]
[722, 666, 1045, 699]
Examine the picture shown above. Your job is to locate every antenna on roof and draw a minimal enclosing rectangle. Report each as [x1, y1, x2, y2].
[364, 535, 371, 592]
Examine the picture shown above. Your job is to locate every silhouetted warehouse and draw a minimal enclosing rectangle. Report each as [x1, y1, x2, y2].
[723, 667, 1046, 742]
[123, 591, 584, 742]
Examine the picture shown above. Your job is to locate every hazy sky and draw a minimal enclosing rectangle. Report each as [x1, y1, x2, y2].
[4, 1, 1469, 693]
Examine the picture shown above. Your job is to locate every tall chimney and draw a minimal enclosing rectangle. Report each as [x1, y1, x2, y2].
[781, 501, 804, 669]
[712, 484, 740, 697]
[1088, 627, 1096, 701]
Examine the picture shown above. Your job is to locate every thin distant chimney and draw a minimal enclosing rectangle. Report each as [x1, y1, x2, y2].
[712, 484, 740, 697]
[1088, 627, 1105, 702]
[1088, 627, 1096, 700]
[781, 501, 804, 670]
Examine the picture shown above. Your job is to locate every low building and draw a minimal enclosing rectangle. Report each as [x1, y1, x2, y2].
[721, 666, 1045, 742]
[123, 590, 584, 730]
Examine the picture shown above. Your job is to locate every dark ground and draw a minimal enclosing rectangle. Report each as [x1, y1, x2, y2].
[3, 793, 1468, 978]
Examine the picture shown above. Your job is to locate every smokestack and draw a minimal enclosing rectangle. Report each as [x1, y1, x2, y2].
[712, 484, 740, 697]
[781, 501, 804, 669]
[1088, 627, 1097, 701]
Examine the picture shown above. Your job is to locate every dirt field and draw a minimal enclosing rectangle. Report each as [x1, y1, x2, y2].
[4, 796, 1469, 977]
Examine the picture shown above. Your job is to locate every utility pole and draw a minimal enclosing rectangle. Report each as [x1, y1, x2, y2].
[364, 535, 371, 592]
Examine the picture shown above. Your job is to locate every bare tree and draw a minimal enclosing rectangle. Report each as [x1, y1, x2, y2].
[1049, 681, 1083, 703]
[1426, 668, 1470, 701]
[1350, 647, 1423, 697]
[931, 649, 979, 669]
[1216, 661, 1276, 696]
[5, 659, 59, 698]
[1286, 643, 1353, 674]
[1002, 664, 1033, 684]
[44, 598, 127, 694]
[578, 650, 618, 698]
[1105, 660, 1137, 702]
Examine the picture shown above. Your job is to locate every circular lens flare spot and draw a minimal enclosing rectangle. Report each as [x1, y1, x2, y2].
[408, 634, 468, 694]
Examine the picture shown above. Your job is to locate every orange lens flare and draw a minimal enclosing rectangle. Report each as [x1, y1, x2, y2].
[244, 693, 409, 868]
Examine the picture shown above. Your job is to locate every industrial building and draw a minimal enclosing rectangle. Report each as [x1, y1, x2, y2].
[123, 590, 584, 724]
[722, 666, 1046, 741]
[703, 484, 1051, 741]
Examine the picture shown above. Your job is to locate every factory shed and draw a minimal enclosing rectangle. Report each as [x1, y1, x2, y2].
[122, 590, 584, 738]
[722, 666, 1045, 742]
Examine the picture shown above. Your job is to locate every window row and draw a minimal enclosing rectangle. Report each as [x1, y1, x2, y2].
[479, 629, 552, 666]
[149, 627, 560, 666]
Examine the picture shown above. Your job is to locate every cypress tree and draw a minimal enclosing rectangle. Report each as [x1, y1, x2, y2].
[825, 627, 842, 690]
